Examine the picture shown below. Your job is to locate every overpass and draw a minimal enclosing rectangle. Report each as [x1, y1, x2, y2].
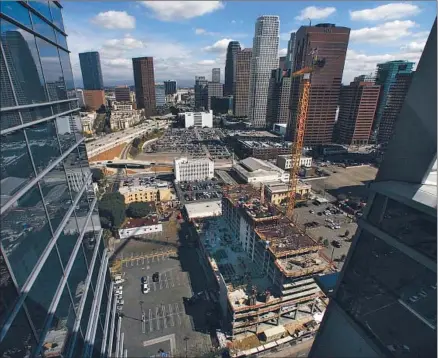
[86, 120, 168, 158]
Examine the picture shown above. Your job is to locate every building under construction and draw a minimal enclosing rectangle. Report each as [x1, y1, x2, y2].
[195, 185, 330, 340]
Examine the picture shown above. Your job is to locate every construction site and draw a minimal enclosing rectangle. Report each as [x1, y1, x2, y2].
[194, 185, 330, 348]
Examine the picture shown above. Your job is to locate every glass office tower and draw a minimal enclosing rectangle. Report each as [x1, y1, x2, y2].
[79, 52, 104, 91]
[0, 2, 118, 357]
[310, 19, 437, 358]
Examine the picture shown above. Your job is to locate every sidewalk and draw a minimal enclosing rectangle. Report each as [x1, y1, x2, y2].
[259, 338, 314, 358]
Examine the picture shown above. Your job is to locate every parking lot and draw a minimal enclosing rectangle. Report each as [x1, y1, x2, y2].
[174, 179, 223, 204]
[114, 221, 219, 357]
[294, 202, 358, 269]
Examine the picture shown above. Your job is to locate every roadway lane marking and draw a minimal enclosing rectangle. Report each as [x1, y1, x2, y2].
[156, 306, 160, 330]
[168, 304, 174, 327]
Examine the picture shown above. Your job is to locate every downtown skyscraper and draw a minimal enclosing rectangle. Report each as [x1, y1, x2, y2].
[132, 56, 156, 117]
[0, 2, 120, 357]
[286, 23, 350, 145]
[79, 51, 104, 90]
[224, 41, 241, 97]
[247, 16, 280, 127]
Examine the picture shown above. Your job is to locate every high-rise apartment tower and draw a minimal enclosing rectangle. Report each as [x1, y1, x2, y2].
[224, 41, 241, 96]
[114, 85, 131, 102]
[0, 2, 121, 357]
[194, 76, 208, 110]
[247, 16, 280, 127]
[132, 56, 156, 117]
[284, 32, 296, 71]
[286, 23, 350, 145]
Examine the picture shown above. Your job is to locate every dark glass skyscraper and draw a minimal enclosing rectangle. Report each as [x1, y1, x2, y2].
[310, 19, 437, 358]
[224, 41, 241, 96]
[79, 51, 104, 90]
[0, 2, 119, 357]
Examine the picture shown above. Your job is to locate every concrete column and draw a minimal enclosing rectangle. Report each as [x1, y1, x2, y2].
[119, 332, 125, 358]
[115, 316, 122, 358]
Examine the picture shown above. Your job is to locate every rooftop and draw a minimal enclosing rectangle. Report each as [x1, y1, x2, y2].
[255, 220, 321, 258]
[264, 181, 310, 194]
[223, 185, 282, 222]
[123, 215, 159, 229]
[185, 200, 222, 220]
[241, 140, 292, 149]
[234, 157, 287, 178]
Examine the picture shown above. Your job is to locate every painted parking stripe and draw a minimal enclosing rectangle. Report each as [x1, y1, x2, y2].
[149, 309, 153, 332]
[165, 272, 170, 289]
[168, 304, 174, 327]
[162, 305, 167, 329]
[156, 306, 160, 330]
[174, 303, 182, 325]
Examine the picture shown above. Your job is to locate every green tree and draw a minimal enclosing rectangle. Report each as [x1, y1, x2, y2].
[323, 239, 329, 247]
[126, 202, 153, 218]
[344, 229, 350, 237]
[91, 168, 104, 183]
[98, 192, 126, 228]
[132, 137, 141, 148]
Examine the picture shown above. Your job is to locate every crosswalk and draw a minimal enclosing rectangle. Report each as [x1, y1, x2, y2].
[142, 303, 184, 333]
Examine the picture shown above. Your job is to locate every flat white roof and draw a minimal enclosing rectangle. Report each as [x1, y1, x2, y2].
[185, 200, 222, 219]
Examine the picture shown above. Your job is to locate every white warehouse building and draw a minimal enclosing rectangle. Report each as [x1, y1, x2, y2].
[174, 157, 214, 182]
[233, 157, 290, 183]
[182, 110, 213, 128]
[276, 154, 313, 170]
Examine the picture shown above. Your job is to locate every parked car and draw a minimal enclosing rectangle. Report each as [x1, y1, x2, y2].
[152, 272, 159, 282]
[115, 278, 125, 284]
[142, 283, 150, 294]
[331, 240, 341, 248]
[141, 276, 148, 283]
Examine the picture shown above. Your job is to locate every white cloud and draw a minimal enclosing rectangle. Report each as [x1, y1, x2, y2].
[104, 36, 144, 50]
[279, 48, 287, 57]
[350, 20, 416, 44]
[411, 31, 430, 39]
[141, 1, 224, 21]
[203, 38, 233, 53]
[90, 11, 136, 29]
[195, 28, 219, 36]
[197, 59, 216, 65]
[349, 3, 421, 21]
[231, 20, 236, 24]
[343, 48, 423, 83]
[400, 40, 426, 53]
[295, 6, 336, 21]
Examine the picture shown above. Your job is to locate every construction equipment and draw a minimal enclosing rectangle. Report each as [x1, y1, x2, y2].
[286, 49, 326, 220]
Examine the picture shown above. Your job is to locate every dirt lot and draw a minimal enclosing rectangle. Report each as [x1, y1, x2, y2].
[88, 143, 126, 162]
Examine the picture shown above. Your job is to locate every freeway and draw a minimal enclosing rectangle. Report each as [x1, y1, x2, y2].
[86, 120, 168, 157]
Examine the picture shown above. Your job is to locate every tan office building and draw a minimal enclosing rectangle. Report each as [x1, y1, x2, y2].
[83, 89, 105, 110]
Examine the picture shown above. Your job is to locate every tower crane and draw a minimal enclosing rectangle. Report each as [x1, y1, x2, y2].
[286, 48, 325, 220]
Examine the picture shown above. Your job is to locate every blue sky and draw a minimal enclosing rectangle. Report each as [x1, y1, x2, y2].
[62, 1, 436, 87]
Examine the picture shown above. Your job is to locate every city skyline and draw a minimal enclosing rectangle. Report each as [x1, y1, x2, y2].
[60, 1, 435, 87]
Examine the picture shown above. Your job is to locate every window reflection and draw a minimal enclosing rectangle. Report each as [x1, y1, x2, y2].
[337, 231, 437, 358]
[0, 249, 19, 326]
[0, 183, 53, 288]
[57, 212, 79, 267]
[62, 149, 86, 193]
[39, 162, 74, 232]
[20, 105, 53, 125]
[0, 47, 17, 109]
[91, 256, 101, 292]
[58, 50, 75, 94]
[380, 199, 437, 260]
[28, 0, 52, 22]
[1, 129, 35, 207]
[25, 247, 63, 336]
[35, 37, 66, 101]
[92, 323, 104, 358]
[1, 19, 48, 105]
[1, 2, 32, 28]
[0, 112, 22, 132]
[56, 31, 68, 50]
[25, 119, 61, 174]
[30, 12, 56, 43]
[53, 101, 70, 116]
[49, 2, 64, 31]
[67, 249, 88, 314]
[40, 284, 76, 358]
[0, 306, 37, 358]
[79, 284, 94, 335]
[55, 113, 82, 152]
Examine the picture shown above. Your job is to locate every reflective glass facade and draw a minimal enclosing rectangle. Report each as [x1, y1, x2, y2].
[0, 2, 116, 357]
